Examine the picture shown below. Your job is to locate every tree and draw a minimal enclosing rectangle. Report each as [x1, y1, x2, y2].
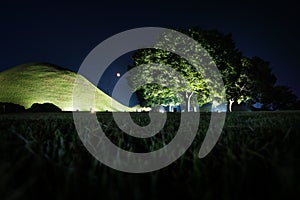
[129, 27, 299, 112]
[128, 27, 250, 112]
[269, 86, 298, 110]
[242, 56, 277, 107]
[187, 27, 248, 112]
[27, 103, 62, 112]
[128, 49, 209, 112]
[241, 56, 299, 110]
[0, 102, 25, 113]
[128, 28, 229, 112]
[290, 99, 300, 110]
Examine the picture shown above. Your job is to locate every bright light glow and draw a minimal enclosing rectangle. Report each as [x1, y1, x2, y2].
[64, 107, 80, 111]
[90, 107, 95, 113]
[142, 107, 151, 112]
[116, 72, 121, 77]
[159, 107, 165, 113]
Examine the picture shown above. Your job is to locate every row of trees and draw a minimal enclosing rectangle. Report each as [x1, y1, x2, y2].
[0, 102, 62, 113]
[128, 27, 298, 111]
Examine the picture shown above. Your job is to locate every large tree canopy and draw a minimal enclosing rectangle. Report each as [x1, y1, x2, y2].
[128, 27, 246, 111]
[128, 27, 298, 111]
[268, 85, 298, 110]
[128, 28, 226, 111]
[241, 56, 277, 105]
[186, 28, 248, 111]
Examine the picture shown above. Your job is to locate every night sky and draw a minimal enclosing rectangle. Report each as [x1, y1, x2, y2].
[1, 0, 299, 103]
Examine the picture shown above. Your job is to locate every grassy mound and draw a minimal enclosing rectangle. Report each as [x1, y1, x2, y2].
[0, 63, 133, 111]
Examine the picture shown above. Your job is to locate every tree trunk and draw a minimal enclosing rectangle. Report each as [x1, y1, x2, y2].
[228, 99, 234, 112]
[185, 92, 194, 112]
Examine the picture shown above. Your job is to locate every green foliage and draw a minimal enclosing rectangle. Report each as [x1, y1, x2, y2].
[128, 27, 298, 111]
[128, 27, 250, 109]
[0, 63, 133, 111]
[186, 27, 244, 101]
[129, 48, 210, 108]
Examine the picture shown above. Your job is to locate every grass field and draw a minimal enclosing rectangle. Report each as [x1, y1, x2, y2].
[0, 111, 299, 200]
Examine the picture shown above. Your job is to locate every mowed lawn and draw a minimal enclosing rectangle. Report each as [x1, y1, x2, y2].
[0, 111, 299, 200]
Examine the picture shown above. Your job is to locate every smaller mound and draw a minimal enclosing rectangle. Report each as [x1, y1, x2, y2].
[27, 103, 62, 112]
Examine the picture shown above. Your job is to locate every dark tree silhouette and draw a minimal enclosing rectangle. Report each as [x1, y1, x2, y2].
[0, 102, 25, 113]
[27, 103, 62, 112]
[243, 57, 277, 106]
[269, 86, 298, 110]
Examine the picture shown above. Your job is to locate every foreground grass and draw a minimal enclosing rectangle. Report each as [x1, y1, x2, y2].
[0, 111, 299, 200]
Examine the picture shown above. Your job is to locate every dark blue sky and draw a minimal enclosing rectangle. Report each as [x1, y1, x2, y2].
[0, 0, 299, 99]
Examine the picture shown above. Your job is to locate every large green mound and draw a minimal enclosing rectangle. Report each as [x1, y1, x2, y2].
[0, 63, 133, 111]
